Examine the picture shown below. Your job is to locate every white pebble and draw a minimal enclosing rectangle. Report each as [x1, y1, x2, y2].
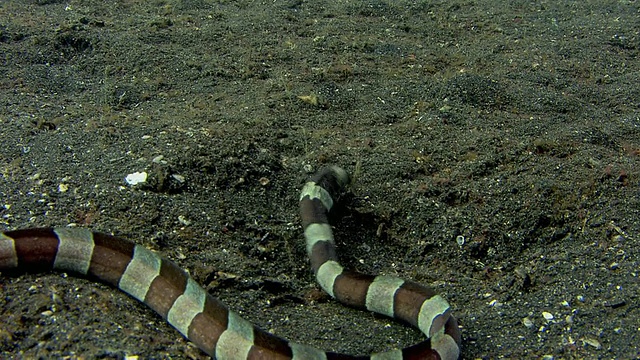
[542, 311, 554, 321]
[125, 171, 148, 185]
[522, 317, 534, 328]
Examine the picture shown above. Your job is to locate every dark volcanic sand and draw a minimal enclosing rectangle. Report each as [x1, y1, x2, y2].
[1, 0, 639, 359]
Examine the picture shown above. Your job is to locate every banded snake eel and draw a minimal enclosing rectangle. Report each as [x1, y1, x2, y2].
[0, 166, 461, 359]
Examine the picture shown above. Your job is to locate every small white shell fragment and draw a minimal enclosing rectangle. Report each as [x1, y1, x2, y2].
[178, 215, 191, 226]
[456, 235, 465, 246]
[542, 311, 554, 321]
[522, 317, 534, 328]
[58, 183, 69, 193]
[582, 337, 602, 349]
[577, 295, 585, 302]
[172, 174, 185, 183]
[152, 155, 164, 163]
[125, 171, 148, 185]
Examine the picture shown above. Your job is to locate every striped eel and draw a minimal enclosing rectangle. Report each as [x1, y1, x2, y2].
[0, 166, 461, 359]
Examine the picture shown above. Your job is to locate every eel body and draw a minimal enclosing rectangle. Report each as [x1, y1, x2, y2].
[0, 166, 461, 359]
